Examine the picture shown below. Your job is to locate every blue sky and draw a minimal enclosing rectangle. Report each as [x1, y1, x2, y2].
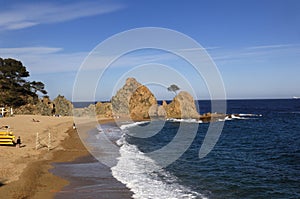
[0, 0, 299, 100]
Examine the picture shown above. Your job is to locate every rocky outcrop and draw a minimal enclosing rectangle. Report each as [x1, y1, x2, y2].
[14, 96, 53, 115]
[111, 78, 142, 115]
[157, 105, 167, 117]
[200, 112, 227, 122]
[14, 95, 74, 116]
[111, 78, 200, 120]
[148, 104, 167, 118]
[165, 91, 200, 119]
[53, 95, 73, 116]
[129, 85, 157, 120]
[73, 104, 95, 117]
[111, 77, 159, 120]
[95, 102, 112, 118]
[72, 77, 216, 121]
[39, 96, 54, 115]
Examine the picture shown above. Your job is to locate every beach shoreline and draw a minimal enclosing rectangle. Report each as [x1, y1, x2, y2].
[52, 118, 134, 199]
[0, 115, 133, 199]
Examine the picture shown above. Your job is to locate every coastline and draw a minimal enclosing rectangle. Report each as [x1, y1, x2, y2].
[0, 116, 133, 198]
[52, 119, 133, 199]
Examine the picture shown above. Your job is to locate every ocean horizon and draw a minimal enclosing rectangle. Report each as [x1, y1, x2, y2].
[72, 98, 298, 109]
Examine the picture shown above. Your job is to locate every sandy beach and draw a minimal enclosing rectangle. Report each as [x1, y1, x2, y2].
[0, 115, 133, 198]
[0, 115, 74, 183]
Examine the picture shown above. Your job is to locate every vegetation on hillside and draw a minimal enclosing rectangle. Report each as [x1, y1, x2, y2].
[0, 58, 47, 107]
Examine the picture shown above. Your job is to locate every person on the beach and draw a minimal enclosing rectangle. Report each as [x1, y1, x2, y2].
[16, 136, 21, 148]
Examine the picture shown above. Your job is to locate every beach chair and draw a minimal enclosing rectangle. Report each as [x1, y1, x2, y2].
[0, 126, 15, 145]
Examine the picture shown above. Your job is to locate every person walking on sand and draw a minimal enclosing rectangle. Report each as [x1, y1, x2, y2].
[16, 136, 21, 148]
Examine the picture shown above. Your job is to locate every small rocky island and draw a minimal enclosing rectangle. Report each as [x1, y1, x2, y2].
[80, 77, 229, 122]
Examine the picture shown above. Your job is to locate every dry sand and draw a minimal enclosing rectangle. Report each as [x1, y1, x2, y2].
[0, 115, 133, 199]
[0, 115, 75, 198]
[0, 115, 74, 184]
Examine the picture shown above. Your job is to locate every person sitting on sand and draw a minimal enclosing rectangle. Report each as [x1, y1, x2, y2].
[16, 136, 21, 148]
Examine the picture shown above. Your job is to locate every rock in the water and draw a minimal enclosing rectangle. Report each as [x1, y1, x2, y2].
[157, 105, 167, 118]
[111, 78, 142, 115]
[200, 112, 227, 122]
[148, 104, 159, 118]
[129, 85, 157, 120]
[110, 78, 200, 120]
[166, 91, 200, 119]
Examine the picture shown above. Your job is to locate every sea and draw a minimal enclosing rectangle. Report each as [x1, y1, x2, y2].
[59, 99, 300, 199]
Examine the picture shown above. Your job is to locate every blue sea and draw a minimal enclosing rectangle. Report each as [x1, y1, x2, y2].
[65, 99, 300, 198]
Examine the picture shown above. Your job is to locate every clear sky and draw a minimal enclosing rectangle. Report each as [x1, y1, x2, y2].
[0, 0, 299, 100]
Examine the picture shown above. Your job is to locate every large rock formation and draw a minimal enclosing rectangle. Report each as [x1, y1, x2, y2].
[111, 78, 200, 120]
[129, 85, 157, 120]
[73, 78, 204, 121]
[52, 95, 73, 116]
[148, 101, 168, 119]
[165, 91, 200, 119]
[111, 78, 142, 115]
[95, 102, 112, 118]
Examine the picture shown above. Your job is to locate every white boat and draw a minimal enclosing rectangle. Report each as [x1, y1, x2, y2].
[293, 96, 300, 99]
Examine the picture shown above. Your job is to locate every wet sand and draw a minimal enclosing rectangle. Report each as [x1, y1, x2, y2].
[52, 119, 133, 199]
[53, 155, 133, 199]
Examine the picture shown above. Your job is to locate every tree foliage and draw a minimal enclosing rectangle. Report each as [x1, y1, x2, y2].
[167, 84, 180, 95]
[0, 58, 47, 107]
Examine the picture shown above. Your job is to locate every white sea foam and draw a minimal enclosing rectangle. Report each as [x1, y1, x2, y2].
[228, 114, 262, 120]
[119, 121, 150, 130]
[238, 113, 262, 117]
[167, 118, 203, 123]
[167, 113, 261, 123]
[218, 116, 231, 122]
[111, 136, 206, 199]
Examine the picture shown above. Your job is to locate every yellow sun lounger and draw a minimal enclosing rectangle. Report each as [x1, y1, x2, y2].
[0, 131, 15, 145]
